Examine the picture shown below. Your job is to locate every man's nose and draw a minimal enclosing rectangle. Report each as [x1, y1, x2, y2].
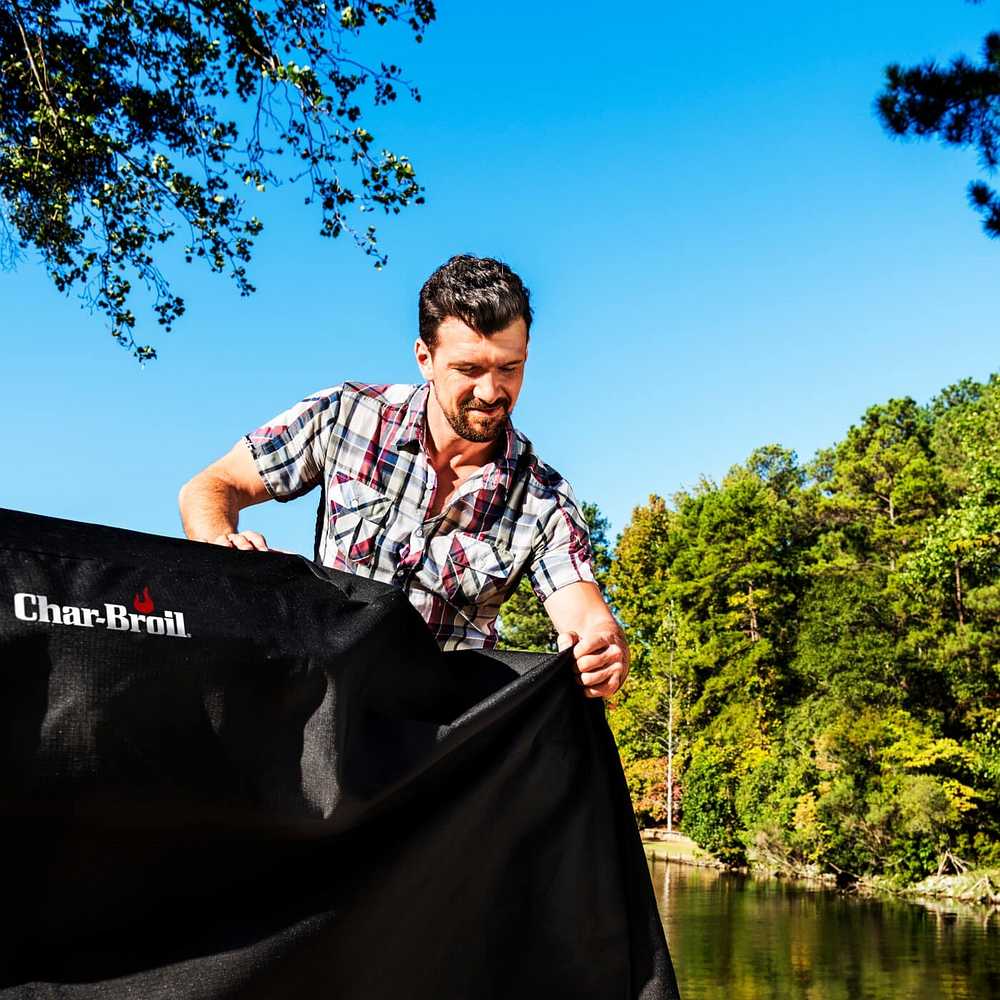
[474, 373, 501, 404]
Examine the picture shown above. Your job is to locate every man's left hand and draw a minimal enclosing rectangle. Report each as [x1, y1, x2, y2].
[557, 625, 629, 699]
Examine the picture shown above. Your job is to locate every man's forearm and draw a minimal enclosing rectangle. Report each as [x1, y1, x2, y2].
[544, 582, 631, 698]
[179, 440, 272, 547]
[178, 474, 243, 542]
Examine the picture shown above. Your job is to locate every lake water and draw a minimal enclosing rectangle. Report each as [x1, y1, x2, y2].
[648, 858, 1000, 999]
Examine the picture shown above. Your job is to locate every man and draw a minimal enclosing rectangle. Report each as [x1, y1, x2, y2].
[178, 255, 628, 699]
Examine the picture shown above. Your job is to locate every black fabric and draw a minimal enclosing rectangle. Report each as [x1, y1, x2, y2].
[0, 507, 679, 999]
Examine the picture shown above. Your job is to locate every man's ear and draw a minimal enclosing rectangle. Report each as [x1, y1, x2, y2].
[414, 337, 434, 380]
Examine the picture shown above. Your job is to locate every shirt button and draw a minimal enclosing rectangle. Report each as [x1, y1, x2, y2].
[415, 528, 424, 538]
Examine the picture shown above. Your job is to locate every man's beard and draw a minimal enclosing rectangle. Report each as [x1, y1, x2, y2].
[437, 387, 509, 443]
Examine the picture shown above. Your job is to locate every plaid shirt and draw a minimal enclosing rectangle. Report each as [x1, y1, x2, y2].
[245, 382, 596, 650]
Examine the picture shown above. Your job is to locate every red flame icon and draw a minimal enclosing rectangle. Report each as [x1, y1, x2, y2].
[133, 586, 154, 613]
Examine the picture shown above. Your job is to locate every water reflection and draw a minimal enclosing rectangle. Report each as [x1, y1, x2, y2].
[647, 858, 1000, 1000]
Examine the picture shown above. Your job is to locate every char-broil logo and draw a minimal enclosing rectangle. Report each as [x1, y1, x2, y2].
[13, 586, 191, 639]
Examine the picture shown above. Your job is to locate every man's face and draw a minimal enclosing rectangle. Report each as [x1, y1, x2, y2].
[415, 316, 528, 443]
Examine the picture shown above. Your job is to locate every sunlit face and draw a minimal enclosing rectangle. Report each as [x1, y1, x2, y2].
[415, 316, 528, 443]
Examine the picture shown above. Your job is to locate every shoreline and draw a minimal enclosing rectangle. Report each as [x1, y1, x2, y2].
[640, 830, 724, 870]
[640, 830, 1000, 914]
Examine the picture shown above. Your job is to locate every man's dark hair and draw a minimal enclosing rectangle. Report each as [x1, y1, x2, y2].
[418, 255, 533, 349]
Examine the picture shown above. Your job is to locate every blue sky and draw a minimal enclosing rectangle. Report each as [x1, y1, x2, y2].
[3, 1, 999, 555]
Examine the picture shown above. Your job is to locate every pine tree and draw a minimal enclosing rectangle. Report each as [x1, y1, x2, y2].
[877, 10, 1000, 239]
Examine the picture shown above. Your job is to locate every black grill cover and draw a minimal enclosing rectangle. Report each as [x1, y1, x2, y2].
[0, 508, 679, 999]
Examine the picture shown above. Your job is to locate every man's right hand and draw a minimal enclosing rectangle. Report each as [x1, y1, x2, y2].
[212, 530, 269, 552]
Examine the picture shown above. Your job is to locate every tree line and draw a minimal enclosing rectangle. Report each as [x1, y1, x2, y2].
[500, 373, 1000, 886]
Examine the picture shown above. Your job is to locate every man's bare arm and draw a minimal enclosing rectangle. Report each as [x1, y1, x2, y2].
[543, 581, 629, 699]
[178, 441, 272, 550]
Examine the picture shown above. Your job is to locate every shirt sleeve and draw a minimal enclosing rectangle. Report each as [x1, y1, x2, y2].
[526, 483, 597, 603]
[243, 386, 342, 502]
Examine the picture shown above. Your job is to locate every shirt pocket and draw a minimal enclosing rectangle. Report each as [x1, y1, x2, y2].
[442, 532, 515, 609]
[328, 474, 392, 565]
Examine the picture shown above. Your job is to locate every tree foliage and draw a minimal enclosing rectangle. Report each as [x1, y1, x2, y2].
[876, 1, 1000, 239]
[609, 375, 1000, 886]
[0, 0, 433, 359]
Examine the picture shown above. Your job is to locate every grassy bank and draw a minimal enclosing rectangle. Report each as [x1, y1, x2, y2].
[642, 828, 1000, 912]
[640, 831, 722, 868]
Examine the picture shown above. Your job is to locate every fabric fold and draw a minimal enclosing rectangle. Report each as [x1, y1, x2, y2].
[0, 507, 679, 999]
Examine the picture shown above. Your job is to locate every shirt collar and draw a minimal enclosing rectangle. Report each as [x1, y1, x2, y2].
[395, 382, 524, 489]
[394, 382, 429, 451]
